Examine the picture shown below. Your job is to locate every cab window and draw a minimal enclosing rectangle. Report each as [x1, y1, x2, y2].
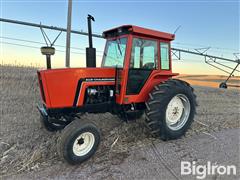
[102, 37, 127, 68]
[160, 42, 170, 70]
[130, 38, 157, 69]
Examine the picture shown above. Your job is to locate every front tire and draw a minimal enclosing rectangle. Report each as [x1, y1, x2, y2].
[57, 119, 100, 165]
[145, 79, 197, 140]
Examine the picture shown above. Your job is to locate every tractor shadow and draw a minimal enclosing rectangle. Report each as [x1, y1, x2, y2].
[81, 113, 153, 168]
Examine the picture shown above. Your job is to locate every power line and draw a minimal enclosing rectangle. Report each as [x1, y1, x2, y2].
[0, 36, 104, 53]
[2, 40, 236, 64]
[172, 44, 236, 55]
[1, 35, 237, 62]
[1, 41, 40, 49]
[1, 36, 237, 58]
[173, 42, 239, 52]
[0, 41, 103, 57]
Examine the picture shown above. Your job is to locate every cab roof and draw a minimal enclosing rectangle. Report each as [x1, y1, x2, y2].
[103, 25, 175, 41]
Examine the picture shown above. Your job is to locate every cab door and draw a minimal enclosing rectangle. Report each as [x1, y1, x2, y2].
[126, 37, 158, 95]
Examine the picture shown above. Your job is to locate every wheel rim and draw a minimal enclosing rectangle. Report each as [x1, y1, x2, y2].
[220, 82, 227, 89]
[73, 132, 95, 156]
[165, 94, 191, 131]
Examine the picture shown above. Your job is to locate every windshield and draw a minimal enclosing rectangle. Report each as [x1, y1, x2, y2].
[102, 37, 127, 68]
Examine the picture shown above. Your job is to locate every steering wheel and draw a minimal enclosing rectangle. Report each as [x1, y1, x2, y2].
[142, 63, 154, 69]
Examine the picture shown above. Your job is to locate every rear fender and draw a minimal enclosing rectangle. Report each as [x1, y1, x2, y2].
[123, 70, 178, 104]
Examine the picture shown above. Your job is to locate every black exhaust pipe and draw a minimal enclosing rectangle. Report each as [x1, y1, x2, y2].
[86, 14, 96, 67]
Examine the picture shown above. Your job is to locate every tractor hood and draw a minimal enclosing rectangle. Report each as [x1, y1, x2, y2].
[37, 68, 116, 108]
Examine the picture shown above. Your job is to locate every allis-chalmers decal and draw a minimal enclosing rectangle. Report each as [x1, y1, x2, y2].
[85, 78, 115, 82]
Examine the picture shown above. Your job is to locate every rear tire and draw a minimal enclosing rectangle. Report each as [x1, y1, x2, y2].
[145, 79, 197, 140]
[57, 119, 100, 165]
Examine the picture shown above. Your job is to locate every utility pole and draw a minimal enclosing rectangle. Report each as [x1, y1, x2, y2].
[65, 0, 72, 67]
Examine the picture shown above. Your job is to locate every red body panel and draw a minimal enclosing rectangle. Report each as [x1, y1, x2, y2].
[103, 25, 175, 40]
[38, 68, 115, 108]
[38, 67, 177, 108]
[76, 81, 115, 106]
[38, 24, 178, 110]
[124, 71, 178, 104]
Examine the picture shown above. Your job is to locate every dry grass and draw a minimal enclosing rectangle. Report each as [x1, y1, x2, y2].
[0, 65, 239, 178]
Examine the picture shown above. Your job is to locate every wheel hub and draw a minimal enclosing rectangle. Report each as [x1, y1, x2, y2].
[73, 132, 95, 156]
[166, 96, 184, 124]
[165, 94, 191, 131]
[77, 138, 84, 145]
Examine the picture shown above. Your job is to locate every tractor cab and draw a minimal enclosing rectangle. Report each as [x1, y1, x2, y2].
[102, 25, 175, 69]
[101, 25, 177, 104]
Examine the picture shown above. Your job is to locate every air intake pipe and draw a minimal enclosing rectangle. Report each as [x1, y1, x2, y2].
[86, 14, 96, 67]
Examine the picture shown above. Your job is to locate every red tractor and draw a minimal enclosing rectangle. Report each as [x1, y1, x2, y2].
[37, 16, 197, 164]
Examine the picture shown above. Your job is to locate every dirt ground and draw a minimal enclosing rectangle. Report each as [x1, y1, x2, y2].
[0, 66, 240, 179]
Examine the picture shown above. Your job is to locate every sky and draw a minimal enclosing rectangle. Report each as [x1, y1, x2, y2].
[0, 0, 239, 75]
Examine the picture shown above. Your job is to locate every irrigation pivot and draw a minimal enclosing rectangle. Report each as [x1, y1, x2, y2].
[0, 17, 239, 88]
[0, 18, 103, 38]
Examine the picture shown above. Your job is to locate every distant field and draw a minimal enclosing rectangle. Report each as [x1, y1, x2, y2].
[177, 74, 240, 89]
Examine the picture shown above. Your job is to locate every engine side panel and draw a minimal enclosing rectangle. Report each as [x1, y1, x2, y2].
[38, 68, 115, 108]
[75, 81, 115, 107]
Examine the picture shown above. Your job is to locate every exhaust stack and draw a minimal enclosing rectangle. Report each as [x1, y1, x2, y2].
[86, 14, 96, 67]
